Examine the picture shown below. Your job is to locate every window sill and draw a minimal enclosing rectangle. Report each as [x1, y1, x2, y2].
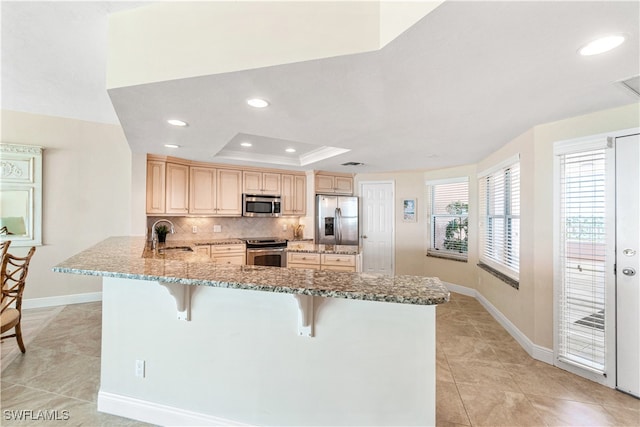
[477, 262, 519, 289]
[427, 250, 468, 263]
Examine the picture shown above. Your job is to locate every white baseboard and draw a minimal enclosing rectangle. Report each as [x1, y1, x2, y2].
[23, 292, 102, 310]
[442, 282, 554, 365]
[442, 282, 476, 298]
[97, 391, 251, 427]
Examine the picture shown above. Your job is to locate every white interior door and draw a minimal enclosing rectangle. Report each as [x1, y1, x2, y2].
[616, 133, 640, 397]
[360, 181, 394, 275]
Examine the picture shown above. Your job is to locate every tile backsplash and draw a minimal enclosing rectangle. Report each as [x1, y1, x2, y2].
[147, 216, 302, 242]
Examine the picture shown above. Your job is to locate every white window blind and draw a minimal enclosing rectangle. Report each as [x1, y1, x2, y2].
[557, 149, 607, 372]
[479, 160, 520, 279]
[427, 179, 469, 256]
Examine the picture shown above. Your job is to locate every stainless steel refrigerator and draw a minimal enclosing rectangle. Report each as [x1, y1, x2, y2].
[316, 195, 359, 245]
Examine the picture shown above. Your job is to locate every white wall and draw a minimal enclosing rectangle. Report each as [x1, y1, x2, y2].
[1, 110, 132, 300]
[100, 277, 436, 426]
[355, 103, 640, 350]
[107, 2, 441, 89]
[108, 2, 380, 88]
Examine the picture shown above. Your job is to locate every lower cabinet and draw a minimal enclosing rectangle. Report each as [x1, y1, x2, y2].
[211, 244, 246, 265]
[287, 252, 356, 272]
[194, 245, 211, 256]
[321, 253, 357, 272]
[194, 244, 246, 265]
[287, 252, 321, 270]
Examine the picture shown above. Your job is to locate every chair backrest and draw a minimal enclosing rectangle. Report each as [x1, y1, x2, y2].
[1, 247, 36, 314]
[0, 241, 10, 264]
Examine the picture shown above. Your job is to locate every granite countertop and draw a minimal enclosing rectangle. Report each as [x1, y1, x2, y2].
[53, 237, 449, 306]
[191, 238, 245, 246]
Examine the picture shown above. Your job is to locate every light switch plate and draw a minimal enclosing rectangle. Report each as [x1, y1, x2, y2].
[135, 359, 145, 378]
[213, 225, 222, 233]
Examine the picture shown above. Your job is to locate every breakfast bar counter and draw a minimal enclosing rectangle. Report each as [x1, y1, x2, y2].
[54, 237, 448, 306]
[54, 237, 449, 427]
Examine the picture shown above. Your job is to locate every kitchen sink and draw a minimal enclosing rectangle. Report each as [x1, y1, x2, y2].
[158, 246, 194, 253]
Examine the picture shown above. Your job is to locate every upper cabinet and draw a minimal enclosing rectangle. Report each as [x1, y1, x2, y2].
[216, 169, 243, 215]
[146, 155, 304, 216]
[243, 171, 281, 195]
[315, 172, 354, 195]
[281, 174, 306, 216]
[189, 166, 216, 215]
[146, 160, 166, 214]
[189, 166, 243, 216]
[165, 163, 189, 214]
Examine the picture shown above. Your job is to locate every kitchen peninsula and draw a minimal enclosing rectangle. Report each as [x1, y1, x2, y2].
[54, 237, 449, 426]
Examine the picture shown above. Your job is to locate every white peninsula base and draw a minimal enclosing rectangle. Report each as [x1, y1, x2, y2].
[97, 277, 436, 426]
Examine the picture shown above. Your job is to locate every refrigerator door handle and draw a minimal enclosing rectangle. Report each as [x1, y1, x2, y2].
[335, 207, 342, 244]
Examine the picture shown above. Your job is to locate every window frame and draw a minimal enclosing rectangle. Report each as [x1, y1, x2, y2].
[478, 155, 520, 282]
[426, 177, 469, 262]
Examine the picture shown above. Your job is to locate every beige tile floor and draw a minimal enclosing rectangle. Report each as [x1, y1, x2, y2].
[1, 293, 638, 426]
[1, 302, 151, 426]
[437, 293, 639, 426]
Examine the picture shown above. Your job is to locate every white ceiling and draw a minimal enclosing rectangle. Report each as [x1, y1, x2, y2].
[3, 1, 639, 173]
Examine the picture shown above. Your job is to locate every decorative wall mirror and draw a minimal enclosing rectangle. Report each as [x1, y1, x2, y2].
[1, 143, 43, 246]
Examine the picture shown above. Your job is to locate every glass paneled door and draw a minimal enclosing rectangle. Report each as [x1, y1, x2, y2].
[615, 133, 640, 398]
[556, 147, 610, 375]
[554, 130, 640, 396]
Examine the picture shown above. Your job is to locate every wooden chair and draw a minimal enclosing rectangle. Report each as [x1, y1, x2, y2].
[1, 246, 36, 353]
[0, 240, 10, 262]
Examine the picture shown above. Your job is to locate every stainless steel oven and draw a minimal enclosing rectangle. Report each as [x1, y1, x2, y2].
[245, 238, 287, 267]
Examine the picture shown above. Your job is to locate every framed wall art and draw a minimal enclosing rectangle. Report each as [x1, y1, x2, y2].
[402, 198, 417, 222]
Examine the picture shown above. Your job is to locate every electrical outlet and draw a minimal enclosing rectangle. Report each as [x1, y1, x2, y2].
[213, 225, 222, 233]
[282, 224, 288, 231]
[135, 359, 145, 378]
[192, 226, 198, 233]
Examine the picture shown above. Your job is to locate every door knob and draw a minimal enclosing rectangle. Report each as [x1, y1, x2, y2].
[361, 235, 368, 239]
[622, 268, 636, 276]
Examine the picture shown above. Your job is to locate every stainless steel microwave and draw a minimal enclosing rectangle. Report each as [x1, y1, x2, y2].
[242, 194, 281, 217]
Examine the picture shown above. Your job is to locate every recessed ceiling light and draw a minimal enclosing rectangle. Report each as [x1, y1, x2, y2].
[247, 98, 269, 108]
[579, 34, 625, 56]
[167, 119, 188, 127]
[240, 142, 253, 147]
[164, 144, 180, 148]
[285, 148, 296, 153]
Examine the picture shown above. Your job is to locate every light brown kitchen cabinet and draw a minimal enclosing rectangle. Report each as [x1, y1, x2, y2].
[146, 160, 166, 214]
[146, 155, 303, 215]
[165, 163, 189, 214]
[189, 167, 216, 214]
[216, 169, 243, 215]
[211, 244, 246, 265]
[194, 245, 211, 256]
[287, 252, 321, 270]
[189, 167, 242, 215]
[243, 171, 281, 195]
[315, 173, 354, 195]
[320, 253, 356, 272]
[281, 174, 306, 215]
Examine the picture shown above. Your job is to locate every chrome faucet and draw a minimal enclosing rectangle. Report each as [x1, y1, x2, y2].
[150, 219, 175, 249]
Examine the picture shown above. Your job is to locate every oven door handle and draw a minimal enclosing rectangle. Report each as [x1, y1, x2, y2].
[246, 248, 286, 253]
